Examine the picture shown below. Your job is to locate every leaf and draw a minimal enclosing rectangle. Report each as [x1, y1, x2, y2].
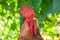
[30, 0, 42, 13]
[10, 20, 17, 31]
[40, 0, 60, 14]
[38, 0, 53, 28]
[40, 0, 53, 14]
[18, 0, 30, 8]
[53, 0, 60, 13]
[38, 15, 45, 28]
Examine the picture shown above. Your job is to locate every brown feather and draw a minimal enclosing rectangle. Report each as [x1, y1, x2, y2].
[18, 22, 43, 40]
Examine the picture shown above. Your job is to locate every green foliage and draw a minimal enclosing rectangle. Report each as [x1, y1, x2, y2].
[0, 0, 20, 40]
[0, 0, 60, 40]
[43, 14, 60, 37]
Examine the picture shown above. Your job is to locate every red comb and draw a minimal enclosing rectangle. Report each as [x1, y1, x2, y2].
[20, 7, 35, 18]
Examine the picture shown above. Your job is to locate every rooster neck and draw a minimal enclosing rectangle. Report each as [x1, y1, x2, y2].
[25, 17, 37, 35]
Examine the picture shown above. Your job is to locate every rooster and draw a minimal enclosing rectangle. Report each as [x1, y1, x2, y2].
[18, 7, 43, 40]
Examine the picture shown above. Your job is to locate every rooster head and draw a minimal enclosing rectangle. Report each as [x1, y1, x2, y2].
[20, 7, 37, 35]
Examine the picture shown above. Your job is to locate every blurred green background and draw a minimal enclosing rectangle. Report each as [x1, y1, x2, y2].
[0, 0, 60, 40]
